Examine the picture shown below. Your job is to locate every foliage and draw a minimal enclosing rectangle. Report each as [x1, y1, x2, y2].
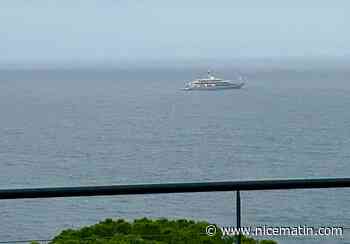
[50, 218, 277, 244]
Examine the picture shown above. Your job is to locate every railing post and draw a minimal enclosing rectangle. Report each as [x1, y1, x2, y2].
[236, 190, 242, 244]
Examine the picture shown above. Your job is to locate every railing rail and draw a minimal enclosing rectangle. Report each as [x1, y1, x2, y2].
[1, 177, 350, 244]
[1, 178, 350, 199]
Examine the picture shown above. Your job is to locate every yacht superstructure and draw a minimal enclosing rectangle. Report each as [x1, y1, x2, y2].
[183, 71, 245, 90]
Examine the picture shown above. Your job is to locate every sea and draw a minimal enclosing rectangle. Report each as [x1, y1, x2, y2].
[0, 60, 350, 243]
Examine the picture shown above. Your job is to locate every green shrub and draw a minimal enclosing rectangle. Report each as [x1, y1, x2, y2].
[51, 218, 277, 244]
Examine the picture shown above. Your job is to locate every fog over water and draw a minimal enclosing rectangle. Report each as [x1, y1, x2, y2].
[1, 1, 350, 65]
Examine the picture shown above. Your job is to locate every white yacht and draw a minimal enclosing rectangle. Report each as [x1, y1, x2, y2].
[183, 71, 245, 90]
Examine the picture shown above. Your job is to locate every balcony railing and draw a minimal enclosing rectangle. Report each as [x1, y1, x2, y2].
[1, 178, 350, 244]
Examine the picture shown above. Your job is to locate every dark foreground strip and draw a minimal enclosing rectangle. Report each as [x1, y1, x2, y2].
[1, 178, 350, 200]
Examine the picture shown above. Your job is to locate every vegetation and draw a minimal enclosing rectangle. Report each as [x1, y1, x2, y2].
[36, 218, 277, 244]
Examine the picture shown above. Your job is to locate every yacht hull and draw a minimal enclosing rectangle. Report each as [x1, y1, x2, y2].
[183, 82, 244, 91]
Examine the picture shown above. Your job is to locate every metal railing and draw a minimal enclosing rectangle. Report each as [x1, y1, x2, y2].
[1, 178, 350, 244]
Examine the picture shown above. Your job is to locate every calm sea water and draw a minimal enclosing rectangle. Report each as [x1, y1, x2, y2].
[0, 66, 350, 243]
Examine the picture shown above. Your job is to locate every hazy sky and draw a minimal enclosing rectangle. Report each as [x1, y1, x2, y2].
[1, 1, 349, 65]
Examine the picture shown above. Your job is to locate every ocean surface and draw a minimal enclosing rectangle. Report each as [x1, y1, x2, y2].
[0, 65, 350, 243]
